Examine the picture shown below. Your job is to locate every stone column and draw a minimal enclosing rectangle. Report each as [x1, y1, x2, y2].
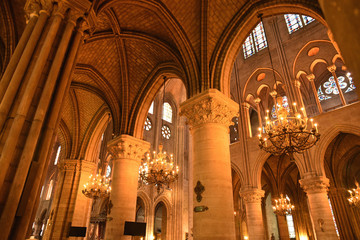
[327, 65, 346, 105]
[42, 159, 97, 240]
[240, 188, 265, 240]
[318, 0, 360, 95]
[242, 102, 252, 138]
[306, 74, 323, 114]
[180, 89, 238, 240]
[293, 80, 306, 116]
[299, 176, 338, 239]
[254, 98, 262, 127]
[328, 188, 360, 239]
[105, 135, 150, 240]
[277, 215, 290, 240]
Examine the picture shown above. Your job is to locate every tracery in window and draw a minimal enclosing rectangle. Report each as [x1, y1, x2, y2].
[286, 214, 296, 238]
[271, 96, 290, 119]
[317, 74, 355, 102]
[242, 22, 267, 59]
[54, 146, 61, 165]
[161, 125, 171, 139]
[144, 117, 152, 131]
[284, 14, 315, 34]
[162, 102, 173, 123]
[149, 101, 154, 114]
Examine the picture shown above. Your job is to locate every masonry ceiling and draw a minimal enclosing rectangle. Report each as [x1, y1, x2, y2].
[5, 0, 324, 157]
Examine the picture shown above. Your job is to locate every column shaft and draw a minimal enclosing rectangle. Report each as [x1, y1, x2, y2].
[0, 20, 75, 238]
[241, 189, 265, 240]
[0, 11, 49, 129]
[180, 89, 238, 240]
[0, 12, 62, 190]
[300, 177, 338, 239]
[15, 28, 84, 240]
[105, 135, 150, 240]
[307, 74, 323, 114]
[0, 14, 38, 101]
[277, 215, 290, 240]
[331, 71, 346, 105]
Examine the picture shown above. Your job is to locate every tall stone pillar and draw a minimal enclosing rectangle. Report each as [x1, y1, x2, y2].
[180, 89, 238, 240]
[43, 159, 97, 240]
[276, 215, 290, 240]
[242, 102, 252, 138]
[240, 188, 265, 240]
[318, 0, 360, 94]
[327, 65, 346, 105]
[0, 0, 91, 238]
[105, 135, 150, 240]
[299, 176, 338, 239]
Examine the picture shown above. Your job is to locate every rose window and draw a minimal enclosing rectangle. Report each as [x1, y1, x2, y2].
[161, 125, 171, 139]
[144, 117, 152, 131]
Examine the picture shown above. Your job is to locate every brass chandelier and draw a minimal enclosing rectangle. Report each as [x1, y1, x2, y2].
[139, 143, 179, 192]
[348, 181, 360, 208]
[257, 14, 320, 159]
[272, 194, 295, 216]
[139, 76, 179, 193]
[82, 170, 111, 199]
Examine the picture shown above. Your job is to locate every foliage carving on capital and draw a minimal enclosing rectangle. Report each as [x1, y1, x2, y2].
[299, 176, 330, 194]
[107, 135, 150, 161]
[25, 0, 53, 17]
[240, 189, 265, 203]
[180, 91, 239, 129]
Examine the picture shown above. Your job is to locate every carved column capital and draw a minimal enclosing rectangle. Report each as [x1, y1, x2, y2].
[269, 90, 277, 98]
[107, 134, 150, 161]
[242, 102, 250, 109]
[306, 74, 315, 82]
[327, 64, 337, 73]
[299, 176, 330, 194]
[25, 0, 53, 18]
[180, 89, 239, 129]
[240, 188, 265, 203]
[254, 98, 261, 104]
[294, 80, 301, 88]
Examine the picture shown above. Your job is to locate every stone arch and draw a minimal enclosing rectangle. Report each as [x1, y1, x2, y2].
[211, 0, 325, 96]
[132, 66, 187, 139]
[313, 124, 360, 177]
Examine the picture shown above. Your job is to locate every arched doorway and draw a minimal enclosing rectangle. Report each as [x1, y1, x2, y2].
[154, 202, 167, 240]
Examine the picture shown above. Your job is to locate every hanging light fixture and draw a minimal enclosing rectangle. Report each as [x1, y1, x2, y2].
[348, 181, 360, 208]
[139, 76, 179, 193]
[82, 170, 111, 199]
[272, 194, 295, 216]
[256, 14, 320, 160]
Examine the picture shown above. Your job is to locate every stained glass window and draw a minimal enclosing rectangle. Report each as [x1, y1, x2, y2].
[162, 102, 173, 123]
[243, 35, 255, 59]
[106, 165, 111, 178]
[284, 14, 303, 33]
[271, 96, 290, 119]
[242, 22, 268, 59]
[161, 125, 171, 139]
[253, 22, 268, 52]
[144, 117, 152, 131]
[318, 74, 355, 102]
[328, 198, 340, 237]
[46, 180, 53, 200]
[284, 14, 315, 34]
[148, 101, 154, 114]
[302, 15, 315, 25]
[54, 146, 61, 165]
[286, 214, 296, 238]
